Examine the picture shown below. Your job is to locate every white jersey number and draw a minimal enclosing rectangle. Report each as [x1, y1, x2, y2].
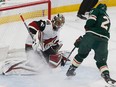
[101, 16, 110, 30]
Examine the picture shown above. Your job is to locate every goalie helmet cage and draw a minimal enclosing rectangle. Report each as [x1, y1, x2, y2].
[0, 0, 51, 61]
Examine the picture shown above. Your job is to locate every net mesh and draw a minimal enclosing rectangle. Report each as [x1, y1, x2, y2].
[0, 0, 51, 61]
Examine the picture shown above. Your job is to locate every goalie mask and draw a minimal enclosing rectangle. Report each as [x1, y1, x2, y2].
[52, 14, 65, 30]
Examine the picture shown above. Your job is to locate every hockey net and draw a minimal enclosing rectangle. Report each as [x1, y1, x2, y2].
[0, 0, 51, 62]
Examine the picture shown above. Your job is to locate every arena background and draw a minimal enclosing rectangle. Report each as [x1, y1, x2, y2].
[0, 0, 116, 24]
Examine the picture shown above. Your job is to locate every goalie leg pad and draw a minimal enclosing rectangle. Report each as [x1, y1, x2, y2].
[1, 59, 25, 75]
[49, 54, 62, 68]
[49, 51, 71, 68]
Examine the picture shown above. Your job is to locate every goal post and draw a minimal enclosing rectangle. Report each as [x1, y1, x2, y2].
[0, 0, 51, 61]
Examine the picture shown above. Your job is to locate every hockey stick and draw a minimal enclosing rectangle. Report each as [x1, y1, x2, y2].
[63, 47, 76, 66]
[19, 14, 33, 39]
[19, 14, 48, 65]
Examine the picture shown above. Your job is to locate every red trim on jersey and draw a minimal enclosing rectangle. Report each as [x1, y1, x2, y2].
[44, 36, 57, 46]
[29, 21, 40, 31]
[99, 65, 108, 71]
[73, 59, 81, 64]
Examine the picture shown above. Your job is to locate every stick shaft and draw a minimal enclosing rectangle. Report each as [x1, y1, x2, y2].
[63, 47, 76, 66]
[20, 14, 33, 39]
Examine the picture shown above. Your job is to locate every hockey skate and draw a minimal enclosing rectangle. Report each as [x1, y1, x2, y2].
[66, 65, 77, 76]
[101, 71, 116, 85]
[77, 14, 87, 20]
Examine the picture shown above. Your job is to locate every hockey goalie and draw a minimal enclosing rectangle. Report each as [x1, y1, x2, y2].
[0, 14, 70, 75]
[25, 13, 69, 67]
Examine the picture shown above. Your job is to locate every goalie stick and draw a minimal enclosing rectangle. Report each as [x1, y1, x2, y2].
[19, 14, 33, 39]
[19, 14, 44, 48]
[19, 14, 48, 64]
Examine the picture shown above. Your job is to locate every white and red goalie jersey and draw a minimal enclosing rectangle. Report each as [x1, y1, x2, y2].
[25, 19, 61, 52]
[25, 14, 69, 67]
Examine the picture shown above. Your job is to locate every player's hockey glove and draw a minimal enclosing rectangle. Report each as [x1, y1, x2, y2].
[74, 36, 83, 48]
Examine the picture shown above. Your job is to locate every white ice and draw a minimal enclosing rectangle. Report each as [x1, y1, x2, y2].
[0, 6, 116, 87]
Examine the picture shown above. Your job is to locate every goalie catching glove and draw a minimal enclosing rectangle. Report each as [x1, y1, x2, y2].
[74, 36, 83, 48]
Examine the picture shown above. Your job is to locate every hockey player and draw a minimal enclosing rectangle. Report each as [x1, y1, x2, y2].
[0, 0, 5, 3]
[25, 14, 69, 67]
[66, 4, 116, 85]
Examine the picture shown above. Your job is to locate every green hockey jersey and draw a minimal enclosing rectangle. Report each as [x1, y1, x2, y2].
[85, 8, 111, 39]
[0, 0, 5, 2]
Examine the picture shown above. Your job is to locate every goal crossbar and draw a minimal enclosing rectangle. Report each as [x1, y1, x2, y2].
[0, 0, 51, 20]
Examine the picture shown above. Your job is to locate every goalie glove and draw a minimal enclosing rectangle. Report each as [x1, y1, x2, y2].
[74, 36, 83, 48]
[43, 36, 60, 51]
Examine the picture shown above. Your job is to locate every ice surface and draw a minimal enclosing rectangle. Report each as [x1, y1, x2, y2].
[0, 5, 116, 87]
